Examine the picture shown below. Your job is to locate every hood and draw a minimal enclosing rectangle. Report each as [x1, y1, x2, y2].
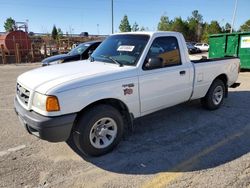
[17, 60, 136, 94]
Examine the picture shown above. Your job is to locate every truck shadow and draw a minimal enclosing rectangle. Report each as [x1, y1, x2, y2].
[67, 90, 250, 175]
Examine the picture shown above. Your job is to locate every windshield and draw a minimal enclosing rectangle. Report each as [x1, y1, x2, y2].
[91, 34, 150, 66]
[186, 43, 193, 48]
[195, 43, 202, 46]
[68, 43, 90, 55]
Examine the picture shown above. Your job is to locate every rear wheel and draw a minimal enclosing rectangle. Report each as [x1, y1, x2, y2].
[73, 104, 124, 156]
[201, 79, 226, 110]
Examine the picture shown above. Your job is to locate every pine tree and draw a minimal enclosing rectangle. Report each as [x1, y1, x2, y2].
[119, 15, 131, 32]
[240, 20, 250, 32]
[132, 22, 139, 32]
[157, 16, 171, 31]
[222, 23, 231, 33]
[4, 17, 15, 32]
[187, 10, 203, 41]
[208, 21, 222, 34]
[51, 25, 58, 40]
[171, 17, 189, 39]
[201, 21, 222, 42]
[140, 26, 146, 31]
[57, 28, 63, 39]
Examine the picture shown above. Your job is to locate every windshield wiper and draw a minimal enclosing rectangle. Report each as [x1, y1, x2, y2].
[100, 55, 123, 67]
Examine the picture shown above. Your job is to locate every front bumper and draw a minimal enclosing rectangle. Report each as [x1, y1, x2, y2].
[14, 97, 77, 142]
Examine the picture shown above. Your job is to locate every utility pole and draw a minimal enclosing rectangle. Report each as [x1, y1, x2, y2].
[25, 19, 29, 33]
[97, 24, 100, 35]
[231, 0, 238, 33]
[111, 0, 114, 34]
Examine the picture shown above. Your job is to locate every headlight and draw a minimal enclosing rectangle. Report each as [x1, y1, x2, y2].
[32, 92, 47, 111]
[32, 92, 60, 112]
[48, 59, 64, 65]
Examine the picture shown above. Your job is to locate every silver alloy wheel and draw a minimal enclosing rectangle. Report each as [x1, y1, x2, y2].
[89, 117, 118, 149]
[212, 85, 223, 105]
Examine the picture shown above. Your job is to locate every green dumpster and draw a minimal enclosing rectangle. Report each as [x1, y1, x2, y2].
[209, 32, 250, 69]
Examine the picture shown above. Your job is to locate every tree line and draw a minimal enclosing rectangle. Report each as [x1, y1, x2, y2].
[119, 10, 250, 42]
[3, 11, 250, 43]
[3, 18, 68, 41]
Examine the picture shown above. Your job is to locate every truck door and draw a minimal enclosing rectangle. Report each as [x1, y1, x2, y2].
[139, 36, 193, 115]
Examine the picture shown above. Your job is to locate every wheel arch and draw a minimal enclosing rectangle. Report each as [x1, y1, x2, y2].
[73, 98, 134, 131]
[212, 74, 228, 97]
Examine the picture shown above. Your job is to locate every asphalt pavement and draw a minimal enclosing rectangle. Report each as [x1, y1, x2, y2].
[0, 63, 250, 188]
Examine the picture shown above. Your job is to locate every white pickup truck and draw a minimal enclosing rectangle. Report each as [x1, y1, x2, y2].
[14, 32, 240, 156]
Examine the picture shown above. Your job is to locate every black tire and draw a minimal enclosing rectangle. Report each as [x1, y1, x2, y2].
[73, 104, 124, 156]
[201, 79, 226, 110]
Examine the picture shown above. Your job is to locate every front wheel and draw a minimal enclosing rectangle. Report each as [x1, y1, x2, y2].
[201, 79, 226, 110]
[73, 104, 124, 156]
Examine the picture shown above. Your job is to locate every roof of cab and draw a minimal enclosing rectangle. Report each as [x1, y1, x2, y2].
[112, 31, 181, 37]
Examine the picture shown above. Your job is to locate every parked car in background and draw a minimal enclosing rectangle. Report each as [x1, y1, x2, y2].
[195, 43, 209, 52]
[186, 42, 201, 54]
[190, 42, 197, 46]
[41, 41, 102, 66]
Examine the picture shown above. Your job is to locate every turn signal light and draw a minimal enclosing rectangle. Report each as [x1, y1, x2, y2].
[46, 96, 60, 112]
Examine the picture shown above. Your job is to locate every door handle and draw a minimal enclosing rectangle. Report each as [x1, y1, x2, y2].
[179, 70, 186, 75]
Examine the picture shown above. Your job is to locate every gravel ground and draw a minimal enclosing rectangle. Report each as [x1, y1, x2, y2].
[0, 63, 250, 188]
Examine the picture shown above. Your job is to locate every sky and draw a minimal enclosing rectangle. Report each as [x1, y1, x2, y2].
[0, 0, 249, 35]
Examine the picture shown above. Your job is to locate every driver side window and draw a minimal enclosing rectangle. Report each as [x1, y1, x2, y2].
[143, 36, 182, 70]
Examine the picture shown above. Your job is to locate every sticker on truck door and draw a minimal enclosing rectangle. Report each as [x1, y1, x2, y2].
[122, 83, 134, 95]
[241, 37, 250, 48]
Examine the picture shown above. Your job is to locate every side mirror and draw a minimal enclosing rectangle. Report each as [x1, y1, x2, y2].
[88, 50, 93, 57]
[145, 57, 163, 70]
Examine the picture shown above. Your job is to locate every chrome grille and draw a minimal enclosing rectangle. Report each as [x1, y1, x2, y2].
[16, 83, 30, 105]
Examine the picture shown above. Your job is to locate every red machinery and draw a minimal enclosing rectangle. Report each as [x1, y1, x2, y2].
[0, 30, 31, 56]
